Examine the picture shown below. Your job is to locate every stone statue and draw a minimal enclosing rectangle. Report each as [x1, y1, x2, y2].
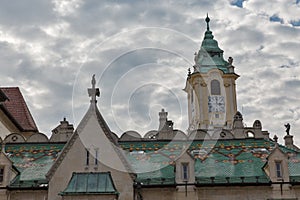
[194, 52, 198, 64]
[91, 74, 96, 88]
[193, 65, 198, 73]
[228, 57, 233, 65]
[285, 123, 291, 135]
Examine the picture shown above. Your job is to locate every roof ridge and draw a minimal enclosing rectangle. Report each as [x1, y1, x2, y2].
[47, 104, 135, 181]
[16, 88, 39, 131]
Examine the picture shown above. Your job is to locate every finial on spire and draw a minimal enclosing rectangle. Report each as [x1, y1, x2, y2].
[88, 74, 100, 104]
[205, 13, 210, 31]
[91, 74, 96, 89]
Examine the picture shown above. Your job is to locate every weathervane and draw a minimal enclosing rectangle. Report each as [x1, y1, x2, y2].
[88, 74, 100, 103]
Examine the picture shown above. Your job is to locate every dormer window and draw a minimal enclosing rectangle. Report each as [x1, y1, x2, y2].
[182, 163, 189, 180]
[275, 161, 282, 178]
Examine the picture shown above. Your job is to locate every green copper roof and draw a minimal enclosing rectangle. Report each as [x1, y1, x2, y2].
[9, 175, 49, 189]
[136, 165, 175, 185]
[120, 138, 300, 185]
[60, 172, 119, 196]
[5, 143, 65, 188]
[193, 139, 270, 184]
[195, 15, 230, 74]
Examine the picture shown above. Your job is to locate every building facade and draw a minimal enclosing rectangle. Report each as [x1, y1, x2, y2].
[0, 16, 300, 200]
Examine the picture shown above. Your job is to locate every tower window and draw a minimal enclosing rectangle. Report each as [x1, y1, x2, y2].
[275, 161, 282, 178]
[247, 131, 255, 138]
[211, 80, 220, 95]
[182, 163, 189, 180]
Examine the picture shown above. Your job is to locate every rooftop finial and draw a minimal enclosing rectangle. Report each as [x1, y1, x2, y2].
[88, 74, 100, 104]
[91, 74, 96, 89]
[205, 13, 210, 31]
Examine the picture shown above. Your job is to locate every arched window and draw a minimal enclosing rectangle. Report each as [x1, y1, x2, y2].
[211, 80, 220, 95]
[247, 131, 255, 138]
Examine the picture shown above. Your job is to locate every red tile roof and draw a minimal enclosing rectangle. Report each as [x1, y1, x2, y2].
[0, 87, 38, 132]
[0, 89, 8, 102]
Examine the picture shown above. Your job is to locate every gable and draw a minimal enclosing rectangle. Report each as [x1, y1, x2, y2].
[79, 113, 129, 172]
[47, 103, 134, 200]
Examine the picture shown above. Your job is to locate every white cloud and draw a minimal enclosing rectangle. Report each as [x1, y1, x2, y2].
[0, 0, 299, 146]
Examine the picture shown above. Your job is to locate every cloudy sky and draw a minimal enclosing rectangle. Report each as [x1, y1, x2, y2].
[0, 0, 299, 145]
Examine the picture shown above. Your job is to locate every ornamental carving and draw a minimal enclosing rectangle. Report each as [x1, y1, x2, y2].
[200, 81, 207, 87]
[224, 83, 231, 87]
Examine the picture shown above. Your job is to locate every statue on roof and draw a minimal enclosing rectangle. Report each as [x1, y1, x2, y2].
[91, 74, 96, 88]
[228, 57, 233, 65]
[88, 74, 100, 104]
[193, 52, 200, 72]
[194, 52, 199, 64]
[285, 123, 291, 135]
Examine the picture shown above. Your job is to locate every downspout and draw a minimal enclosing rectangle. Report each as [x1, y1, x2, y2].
[133, 182, 143, 200]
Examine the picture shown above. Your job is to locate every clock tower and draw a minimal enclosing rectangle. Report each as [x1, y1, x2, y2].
[184, 15, 239, 131]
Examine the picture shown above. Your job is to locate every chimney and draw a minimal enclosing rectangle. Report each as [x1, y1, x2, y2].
[284, 135, 294, 149]
[50, 117, 74, 142]
[159, 109, 168, 131]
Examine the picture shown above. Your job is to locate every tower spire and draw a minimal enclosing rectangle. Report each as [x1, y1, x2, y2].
[205, 13, 210, 31]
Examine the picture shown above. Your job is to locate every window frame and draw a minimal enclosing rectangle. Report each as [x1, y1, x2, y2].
[211, 80, 221, 95]
[0, 167, 4, 183]
[181, 163, 189, 181]
[275, 161, 282, 178]
[246, 131, 255, 138]
[94, 148, 99, 166]
[86, 149, 90, 166]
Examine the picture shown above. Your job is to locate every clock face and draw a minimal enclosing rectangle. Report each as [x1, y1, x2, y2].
[208, 96, 225, 112]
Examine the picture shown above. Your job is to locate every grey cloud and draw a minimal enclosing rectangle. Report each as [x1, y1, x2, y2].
[0, 0, 299, 144]
[0, 1, 55, 26]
